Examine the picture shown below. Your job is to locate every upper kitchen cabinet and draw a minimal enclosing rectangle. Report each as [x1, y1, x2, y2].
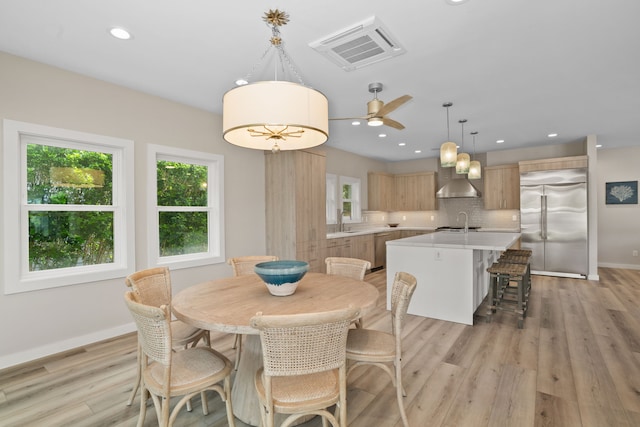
[265, 149, 326, 272]
[394, 172, 438, 211]
[368, 172, 394, 211]
[369, 171, 437, 211]
[518, 155, 588, 173]
[484, 164, 520, 210]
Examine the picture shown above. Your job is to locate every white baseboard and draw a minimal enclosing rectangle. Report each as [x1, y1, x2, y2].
[0, 322, 137, 370]
[598, 262, 640, 270]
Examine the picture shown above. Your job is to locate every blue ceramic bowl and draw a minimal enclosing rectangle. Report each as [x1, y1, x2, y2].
[254, 260, 309, 296]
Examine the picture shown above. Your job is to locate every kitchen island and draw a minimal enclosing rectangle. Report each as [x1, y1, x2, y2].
[386, 231, 521, 325]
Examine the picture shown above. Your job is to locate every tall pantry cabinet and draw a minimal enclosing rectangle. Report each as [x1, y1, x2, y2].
[265, 149, 326, 272]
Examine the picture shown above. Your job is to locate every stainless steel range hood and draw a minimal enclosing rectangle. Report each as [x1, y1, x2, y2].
[436, 162, 482, 198]
[436, 178, 482, 198]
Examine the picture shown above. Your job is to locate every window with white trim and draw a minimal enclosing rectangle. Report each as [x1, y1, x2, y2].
[2, 120, 135, 294]
[147, 144, 224, 269]
[326, 173, 338, 224]
[339, 176, 362, 223]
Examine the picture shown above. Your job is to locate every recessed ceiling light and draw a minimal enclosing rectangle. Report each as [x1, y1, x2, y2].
[398, 142, 406, 146]
[109, 27, 132, 40]
[496, 139, 504, 144]
[414, 150, 422, 154]
[351, 121, 361, 126]
[235, 78, 249, 86]
[378, 133, 387, 138]
[445, 0, 470, 5]
[547, 133, 558, 138]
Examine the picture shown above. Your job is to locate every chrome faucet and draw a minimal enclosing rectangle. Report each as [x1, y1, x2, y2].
[457, 211, 469, 233]
[337, 209, 344, 232]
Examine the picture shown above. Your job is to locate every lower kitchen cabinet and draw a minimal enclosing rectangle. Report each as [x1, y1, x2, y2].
[325, 235, 375, 271]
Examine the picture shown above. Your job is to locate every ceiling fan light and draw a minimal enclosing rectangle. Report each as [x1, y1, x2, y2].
[456, 152, 471, 174]
[368, 117, 384, 126]
[440, 141, 457, 167]
[468, 160, 482, 179]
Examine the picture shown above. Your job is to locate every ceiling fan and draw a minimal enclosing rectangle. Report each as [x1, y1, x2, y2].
[330, 82, 412, 130]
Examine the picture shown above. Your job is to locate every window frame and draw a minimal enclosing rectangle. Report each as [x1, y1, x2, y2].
[146, 144, 225, 269]
[2, 119, 135, 294]
[326, 173, 338, 225]
[339, 175, 362, 223]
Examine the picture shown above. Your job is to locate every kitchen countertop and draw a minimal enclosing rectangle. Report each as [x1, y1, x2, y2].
[326, 227, 519, 239]
[386, 231, 521, 251]
[326, 226, 435, 239]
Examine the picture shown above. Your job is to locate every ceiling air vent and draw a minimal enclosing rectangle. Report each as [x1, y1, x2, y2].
[309, 16, 406, 71]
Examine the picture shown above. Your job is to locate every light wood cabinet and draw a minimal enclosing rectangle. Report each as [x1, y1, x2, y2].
[518, 155, 588, 173]
[265, 149, 326, 272]
[325, 235, 375, 268]
[370, 171, 437, 211]
[367, 172, 394, 211]
[394, 172, 438, 211]
[484, 164, 520, 210]
[353, 234, 375, 266]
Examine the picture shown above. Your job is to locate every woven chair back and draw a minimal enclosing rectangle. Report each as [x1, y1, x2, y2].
[124, 291, 173, 366]
[390, 272, 418, 337]
[227, 255, 279, 277]
[125, 267, 172, 308]
[325, 257, 371, 280]
[251, 307, 360, 377]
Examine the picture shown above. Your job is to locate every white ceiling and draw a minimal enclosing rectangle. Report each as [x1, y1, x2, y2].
[1, 0, 639, 161]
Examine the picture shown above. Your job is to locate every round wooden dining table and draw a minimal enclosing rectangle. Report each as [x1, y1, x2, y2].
[172, 271, 379, 426]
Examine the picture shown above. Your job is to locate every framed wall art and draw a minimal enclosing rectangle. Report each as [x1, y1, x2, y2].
[605, 180, 638, 205]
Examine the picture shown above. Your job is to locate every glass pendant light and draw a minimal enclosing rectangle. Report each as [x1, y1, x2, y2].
[456, 119, 470, 174]
[440, 102, 457, 167]
[468, 131, 482, 179]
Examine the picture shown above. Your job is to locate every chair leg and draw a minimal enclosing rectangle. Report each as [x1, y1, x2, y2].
[161, 396, 170, 427]
[127, 343, 142, 406]
[223, 376, 236, 427]
[395, 361, 409, 427]
[200, 391, 209, 415]
[234, 334, 242, 370]
[137, 386, 148, 427]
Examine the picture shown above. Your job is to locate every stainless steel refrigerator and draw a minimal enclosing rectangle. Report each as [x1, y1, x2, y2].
[520, 168, 588, 277]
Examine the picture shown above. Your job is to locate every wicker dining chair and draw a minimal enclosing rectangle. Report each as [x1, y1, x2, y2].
[325, 257, 371, 328]
[227, 255, 279, 369]
[227, 255, 279, 276]
[345, 271, 417, 427]
[250, 306, 360, 427]
[124, 291, 235, 427]
[124, 267, 210, 406]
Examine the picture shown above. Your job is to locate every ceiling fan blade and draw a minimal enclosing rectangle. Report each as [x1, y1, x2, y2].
[376, 95, 412, 117]
[329, 115, 369, 121]
[382, 117, 405, 130]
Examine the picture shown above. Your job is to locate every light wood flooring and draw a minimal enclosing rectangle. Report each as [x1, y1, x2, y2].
[1, 267, 640, 426]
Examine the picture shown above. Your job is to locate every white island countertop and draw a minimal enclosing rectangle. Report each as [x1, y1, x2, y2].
[386, 230, 521, 325]
[386, 230, 521, 251]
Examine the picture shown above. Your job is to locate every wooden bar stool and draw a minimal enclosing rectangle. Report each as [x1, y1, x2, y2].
[499, 250, 532, 296]
[503, 248, 532, 257]
[486, 262, 529, 328]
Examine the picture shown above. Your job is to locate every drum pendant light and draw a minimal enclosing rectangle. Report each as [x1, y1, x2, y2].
[440, 102, 457, 167]
[468, 131, 482, 179]
[222, 10, 328, 153]
[456, 119, 470, 174]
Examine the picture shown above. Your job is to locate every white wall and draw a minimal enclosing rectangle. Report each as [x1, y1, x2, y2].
[324, 146, 387, 210]
[596, 146, 640, 269]
[0, 52, 267, 368]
